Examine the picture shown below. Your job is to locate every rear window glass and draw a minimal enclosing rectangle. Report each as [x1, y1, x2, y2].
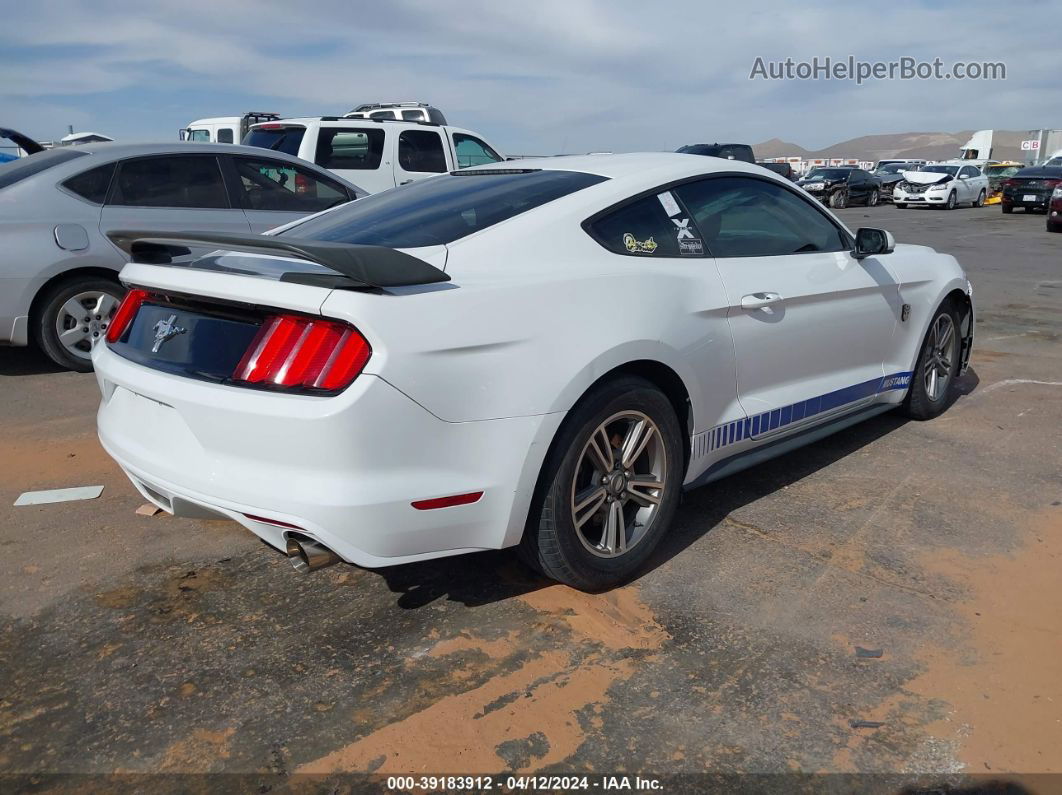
[0, 148, 88, 190]
[242, 126, 306, 157]
[62, 162, 116, 204]
[315, 128, 385, 170]
[283, 169, 607, 248]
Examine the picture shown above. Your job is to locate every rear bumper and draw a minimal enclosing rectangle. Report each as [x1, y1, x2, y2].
[93, 342, 563, 568]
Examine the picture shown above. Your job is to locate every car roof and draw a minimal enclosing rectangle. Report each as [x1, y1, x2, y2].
[1014, 165, 1062, 177]
[488, 152, 770, 181]
[256, 118, 479, 136]
[52, 141, 317, 165]
[3, 142, 364, 192]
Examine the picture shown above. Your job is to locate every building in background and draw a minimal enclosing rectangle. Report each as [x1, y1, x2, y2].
[1021, 130, 1062, 165]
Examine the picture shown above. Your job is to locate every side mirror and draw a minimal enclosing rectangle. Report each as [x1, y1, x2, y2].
[853, 228, 895, 259]
[959, 173, 970, 179]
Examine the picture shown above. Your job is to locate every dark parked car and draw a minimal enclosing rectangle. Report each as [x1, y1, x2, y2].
[758, 161, 795, 180]
[676, 143, 756, 164]
[872, 162, 916, 201]
[1000, 166, 1062, 215]
[797, 167, 882, 208]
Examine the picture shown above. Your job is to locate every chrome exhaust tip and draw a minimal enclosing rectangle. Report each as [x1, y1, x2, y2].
[286, 535, 340, 573]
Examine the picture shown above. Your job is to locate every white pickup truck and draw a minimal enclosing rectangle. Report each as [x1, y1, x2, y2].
[242, 117, 505, 194]
[180, 112, 281, 145]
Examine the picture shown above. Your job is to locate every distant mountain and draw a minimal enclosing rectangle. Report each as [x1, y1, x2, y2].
[754, 130, 1028, 162]
[751, 138, 813, 159]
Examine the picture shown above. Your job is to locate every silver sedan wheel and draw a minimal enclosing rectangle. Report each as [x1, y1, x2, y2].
[570, 410, 668, 558]
[54, 290, 121, 361]
[922, 313, 956, 402]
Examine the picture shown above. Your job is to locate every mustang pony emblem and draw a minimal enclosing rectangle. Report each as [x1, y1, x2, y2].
[151, 314, 187, 353]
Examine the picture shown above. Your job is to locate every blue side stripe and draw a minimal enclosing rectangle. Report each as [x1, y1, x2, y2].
[693, 371, 912, 459]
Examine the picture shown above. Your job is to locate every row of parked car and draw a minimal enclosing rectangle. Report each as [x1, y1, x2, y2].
[763, 155, 1062, 227]
[0, 106, 510, 370]
[2, 109, 1059, 371]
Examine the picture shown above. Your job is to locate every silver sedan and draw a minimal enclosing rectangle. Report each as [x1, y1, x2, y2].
[0, 141, 363, 370]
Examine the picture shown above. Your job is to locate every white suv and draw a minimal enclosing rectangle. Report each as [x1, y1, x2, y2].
[243, 117, 504, 194]
[343, 102, 447, 124]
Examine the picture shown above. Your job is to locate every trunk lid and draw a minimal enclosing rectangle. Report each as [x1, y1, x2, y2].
[107, 238, 449, 390]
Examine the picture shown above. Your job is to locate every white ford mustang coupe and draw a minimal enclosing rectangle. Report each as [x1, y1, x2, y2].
[94, 153, 973, 589]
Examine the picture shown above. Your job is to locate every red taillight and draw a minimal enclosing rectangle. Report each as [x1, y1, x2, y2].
[257, 123, 284, 130]
[294, 173, 312, 195]
[233, 314, 371, 392]
[105, 288, 147, 343]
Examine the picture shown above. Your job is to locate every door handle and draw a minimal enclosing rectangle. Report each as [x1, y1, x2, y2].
[399, 179, 413, 185]
[740, 292, 783, 310]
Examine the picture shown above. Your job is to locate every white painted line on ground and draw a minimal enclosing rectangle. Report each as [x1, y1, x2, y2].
[13, 486, 105, 506]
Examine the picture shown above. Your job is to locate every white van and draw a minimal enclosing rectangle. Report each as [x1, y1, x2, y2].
[242, 117, 504, 194]
[180, 113, 281, 144]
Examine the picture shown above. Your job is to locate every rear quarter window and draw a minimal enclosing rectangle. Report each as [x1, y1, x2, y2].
[0, 148, 89, 190]
[62, 162, 116, 204]
[587, 194, 684, 257]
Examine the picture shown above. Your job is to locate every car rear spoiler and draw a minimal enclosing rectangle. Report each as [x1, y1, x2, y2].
[106, 230, 450, 290]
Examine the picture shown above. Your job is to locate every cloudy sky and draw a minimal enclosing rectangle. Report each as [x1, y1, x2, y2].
[2, 0, 1058, 154]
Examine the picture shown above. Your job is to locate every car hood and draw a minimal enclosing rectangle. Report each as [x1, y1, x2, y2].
[902, 171, 952, 185]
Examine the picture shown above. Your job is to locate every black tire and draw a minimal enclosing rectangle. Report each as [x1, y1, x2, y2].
[902, 302, 962, 421]
[1002, 204, 1013, 214]
[33, 275, 125, 372]
[867, 190, 880, 207]
[829, 189, 848, 209]
[519, 376, 683, 590]
[975, 189, 986, 208]
[1048, 219, 1061, 233]
[943, 191, 956, 210]
[894, 202, 908, 209]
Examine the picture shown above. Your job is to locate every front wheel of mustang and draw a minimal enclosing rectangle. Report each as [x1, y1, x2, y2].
[902, 302, 962, 420]
[521, 376, 683, 590]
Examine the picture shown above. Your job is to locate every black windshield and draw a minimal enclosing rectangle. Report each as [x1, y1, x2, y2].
[283, 169, 608, 248]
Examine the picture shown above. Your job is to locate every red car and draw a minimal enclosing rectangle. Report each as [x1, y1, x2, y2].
[1049, 185, 1062, 232]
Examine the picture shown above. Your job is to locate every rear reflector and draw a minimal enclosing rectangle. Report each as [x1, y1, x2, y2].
[233, 314, 371, 391]
[411, 492, 484, 510]
[105, 288, 147, 343]
[243, 513, 303, 530]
